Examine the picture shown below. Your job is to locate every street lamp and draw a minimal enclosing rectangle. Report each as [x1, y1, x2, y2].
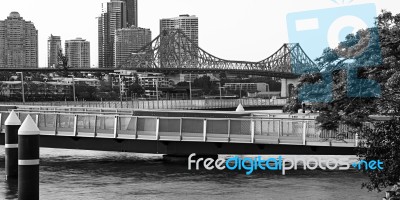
[155, 77, 160, 108]
[16, 72, 25, 104]
[68, 75, 76, 103]
[189, 73, 192, 103]
[240, 83, 242, 99]
[218, 82, 222, 100]
[110, 73, 123, 106]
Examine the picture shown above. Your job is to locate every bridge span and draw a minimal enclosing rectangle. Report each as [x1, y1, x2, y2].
[0, 30, 318, 79]
[0, 110, 358, 155]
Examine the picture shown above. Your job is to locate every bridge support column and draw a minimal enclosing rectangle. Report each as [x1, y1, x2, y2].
[281, 79, 288, 98]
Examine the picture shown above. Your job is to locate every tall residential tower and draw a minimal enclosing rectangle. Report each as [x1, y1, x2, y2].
[122, 0, 138, 27]
[65, 38, 90, 68]
[0, 12, 38, 68]
[114, 26, 151, 68]
[98, 0, 127, 68]
[160, 14, 198, 46]
[48, 34, 62, 68]
[160, 14, 199, 66]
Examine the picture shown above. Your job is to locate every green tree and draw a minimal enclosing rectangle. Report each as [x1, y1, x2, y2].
[357, 118, 400, 192]
[193, 75, 214, 94]
[293, 11, 400, 192]
[75, 83, 96, 101]
[127, 83, 144, 97]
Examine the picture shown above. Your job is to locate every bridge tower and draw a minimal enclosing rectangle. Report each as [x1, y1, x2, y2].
[281, 78, 300, 98]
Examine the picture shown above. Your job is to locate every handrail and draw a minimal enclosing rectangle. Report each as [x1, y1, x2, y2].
[2, 98, 288, 111]
[0, 111, 365, 147]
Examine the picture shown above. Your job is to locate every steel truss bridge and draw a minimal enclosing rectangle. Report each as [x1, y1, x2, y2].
[0, 30, 317, 78]
[120, 29, 317, 78]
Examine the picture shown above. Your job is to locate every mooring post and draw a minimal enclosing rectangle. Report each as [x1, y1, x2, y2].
[5, 110, 22, 180]
[18, 115, 40, 200]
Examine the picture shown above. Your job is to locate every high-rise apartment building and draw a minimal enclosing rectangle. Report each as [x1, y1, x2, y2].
[122, 0, 138, 27]
[160, 14, 198, 46]
[98, 0, 127, 68]
[114, 26, 151, 68]
[48, 34, 62, 68]
[160, 14, 199, 66]
[65, 38, 90, 68]
[0, 12, 38, 68]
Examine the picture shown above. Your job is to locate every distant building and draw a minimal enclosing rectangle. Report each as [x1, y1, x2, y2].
[224, 83, 268, 92]
[0, 12, 38, 68]
[0, 81, 72, 98]
[160, 14, 198, 46]
[179, 74, 198, 82]
[98, 0, 127, 68]
[65, 38, 90, 68]
[160, 14, 198, 66]
[138, 73, 173, 98]
[48, 35, 62, 68]
[108, 70, 138, 94]
[53, 77, 100, 87]
[114, 26, 151, 68]
[122, 0, 138, 27]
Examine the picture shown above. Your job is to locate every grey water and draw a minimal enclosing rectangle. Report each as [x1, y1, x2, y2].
[0, 147, 383, 200]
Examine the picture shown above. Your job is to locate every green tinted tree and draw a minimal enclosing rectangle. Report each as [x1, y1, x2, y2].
[127, 83, 144, 97]
[293, 11, 400, 191]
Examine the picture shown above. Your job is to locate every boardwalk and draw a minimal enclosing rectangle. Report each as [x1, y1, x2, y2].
[0, 108, 364, 156]
[1, 98, 287, 110]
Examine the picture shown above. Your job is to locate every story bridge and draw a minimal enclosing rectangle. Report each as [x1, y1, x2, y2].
[0, 30, 319, 97]
[120, 29, 318, 78]
[0, 30, 317, 78]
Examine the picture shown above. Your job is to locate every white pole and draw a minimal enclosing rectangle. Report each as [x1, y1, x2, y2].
[17, 72, 25, 104]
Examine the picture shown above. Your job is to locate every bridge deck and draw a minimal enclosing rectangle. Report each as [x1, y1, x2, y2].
[0, 111, 359, 156]
[1, 98, 287, 110]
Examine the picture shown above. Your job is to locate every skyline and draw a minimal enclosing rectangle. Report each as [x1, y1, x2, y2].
[0, 0, 399, 68]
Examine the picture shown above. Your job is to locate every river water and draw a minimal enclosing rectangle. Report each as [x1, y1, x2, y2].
[0, 147, 383, 200]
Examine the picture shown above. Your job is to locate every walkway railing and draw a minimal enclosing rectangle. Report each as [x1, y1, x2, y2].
[0, 111, 365, 147]
[1, 98, 287, 110]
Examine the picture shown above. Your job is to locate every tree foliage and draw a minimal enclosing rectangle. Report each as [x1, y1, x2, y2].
[357, 118, 400, 192]
[290, 11, 400, 191]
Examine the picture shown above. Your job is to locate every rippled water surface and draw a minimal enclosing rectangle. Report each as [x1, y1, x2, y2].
[0, 147, 383, 200]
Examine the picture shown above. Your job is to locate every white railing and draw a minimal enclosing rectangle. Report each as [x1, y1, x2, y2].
[1, 98, 287, 110]
[0, 112, 359, 147]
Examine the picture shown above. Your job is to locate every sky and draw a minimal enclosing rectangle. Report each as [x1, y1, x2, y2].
[0, 0, 399, 68]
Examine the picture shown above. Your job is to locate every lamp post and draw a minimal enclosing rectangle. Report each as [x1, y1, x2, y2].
[110, 73, 123, 106]
[218, 82, 222, 100]
[118, 74, 123, 107]
[16, 72, 25, 104]
[68, 75, 76, 103]
[239, 83, 242, 99]
[189, 73, 192, 104]
[155, 77, 159, 109]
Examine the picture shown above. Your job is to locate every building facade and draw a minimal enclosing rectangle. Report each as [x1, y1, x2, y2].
[48, 34, 62, 68]
[114, 26, 151, 67]
[98, 0, 127, 68]
[0, 12, 38, 68]
[65, 38, 90, 68]
[122, 0, 138, 27]
[138, 73, 173, 98]
[160, 15, 198, 66]
[0, 81, 72, 98]
[160, 14, 198, 45]
[224, 83, 268, 92]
